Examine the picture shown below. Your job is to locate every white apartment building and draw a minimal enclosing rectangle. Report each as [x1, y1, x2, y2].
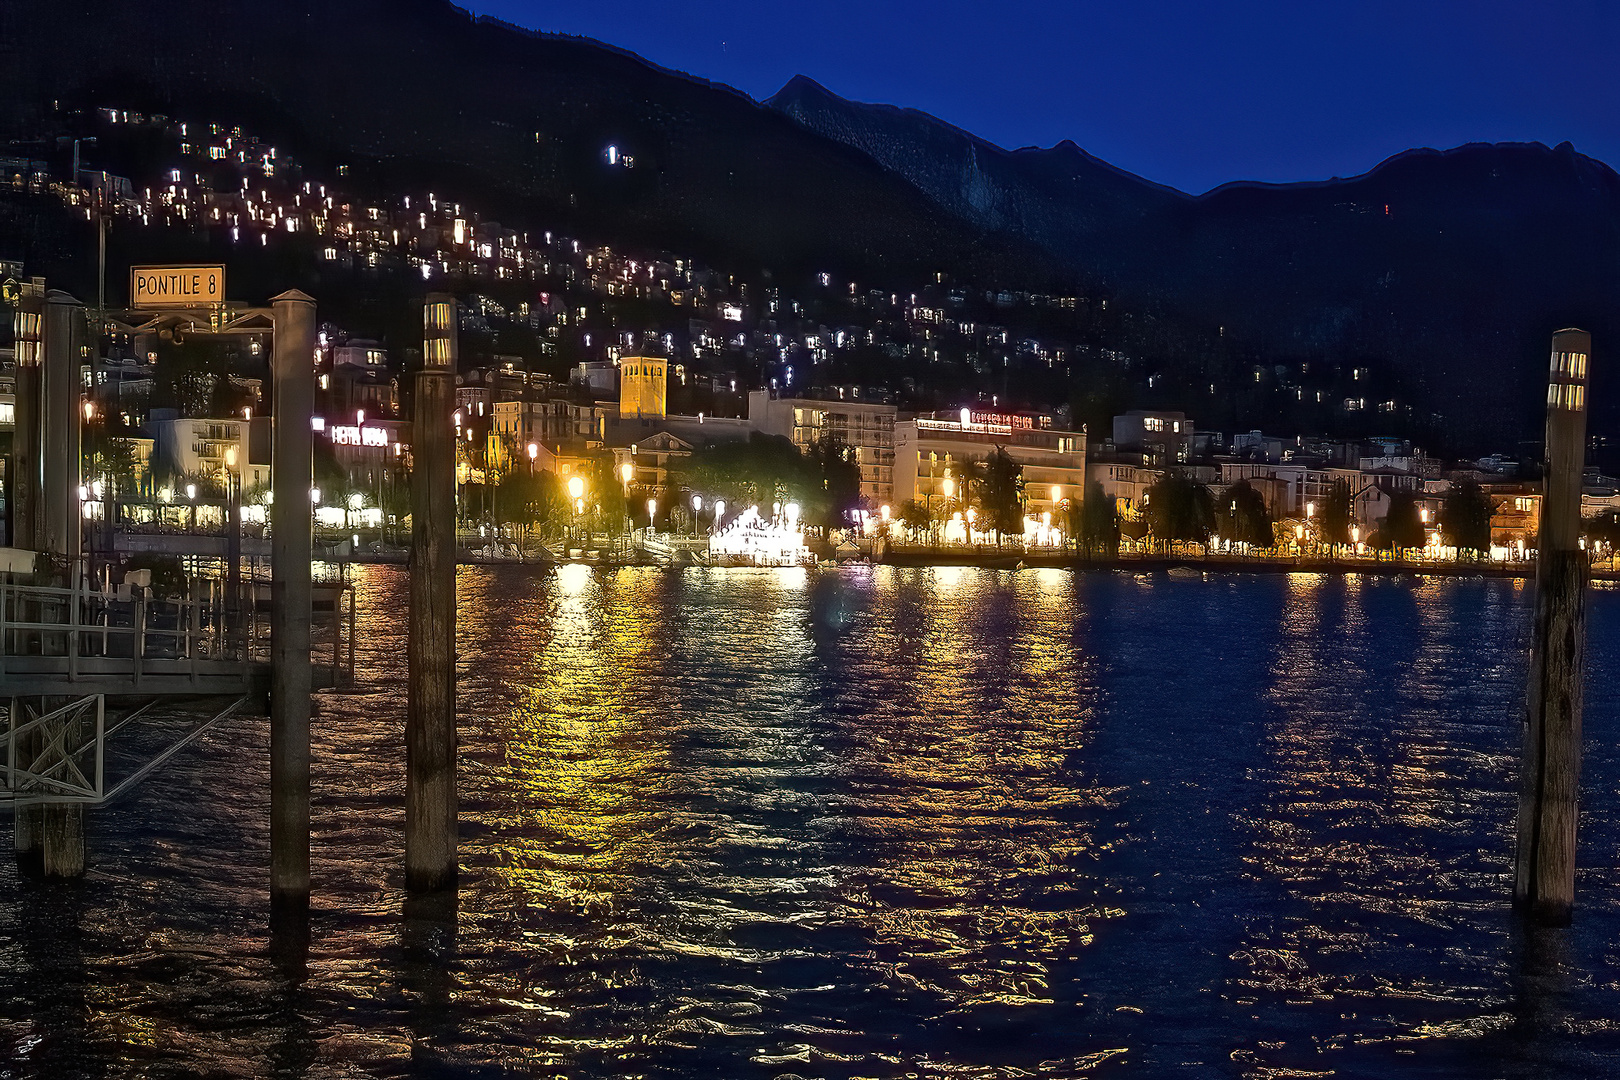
[748, 389, 897, 506]
[894, 410, 1087, 518]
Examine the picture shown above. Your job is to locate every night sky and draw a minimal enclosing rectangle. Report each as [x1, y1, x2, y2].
[467, 0, 1618, 194]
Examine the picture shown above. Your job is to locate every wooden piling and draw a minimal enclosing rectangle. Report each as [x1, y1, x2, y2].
[1515, 328, 1592, 925]
[10, 282, 44, 871]
[40, 293, 87, 878]
[269, 291, 316, 909]
[406, 293, 459, 891]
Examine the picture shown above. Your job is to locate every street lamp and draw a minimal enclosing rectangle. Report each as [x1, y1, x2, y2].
[691, 493, 702, 536]
[647, 497, 658, 530]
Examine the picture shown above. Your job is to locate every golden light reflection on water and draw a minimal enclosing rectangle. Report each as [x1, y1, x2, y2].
[816, 568, 1115, 1015]
[1231, 572, 1529, 1074]
[2, 566, 1595, 1078]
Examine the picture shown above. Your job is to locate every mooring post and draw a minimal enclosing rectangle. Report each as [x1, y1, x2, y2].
[1515, 328, 1593, 925]
[9, 280, 44, 872]
[270, 290, 316, 909]
[41, 290, 86, 878]
[406, 293, 459, 891]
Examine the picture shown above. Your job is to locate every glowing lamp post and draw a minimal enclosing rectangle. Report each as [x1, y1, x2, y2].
[691, 494, 703, 536]
[647, 497, 658, 530]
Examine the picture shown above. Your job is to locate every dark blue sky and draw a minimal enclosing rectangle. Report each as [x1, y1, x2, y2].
[468, 0, 1617, 194]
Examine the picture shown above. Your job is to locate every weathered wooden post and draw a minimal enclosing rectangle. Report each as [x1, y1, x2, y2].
[41, 290, 86, 878]
[406, 293, 459, 891]
[9, 279, 44, 872]
[269, 290, 316, 909]
[1515, 328, 1592, 925]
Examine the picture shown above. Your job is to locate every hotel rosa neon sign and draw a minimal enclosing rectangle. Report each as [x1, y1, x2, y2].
[330, 425, 390, 447]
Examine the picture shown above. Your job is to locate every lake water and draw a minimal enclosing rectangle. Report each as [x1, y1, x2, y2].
[3, 565, 1620, 1078]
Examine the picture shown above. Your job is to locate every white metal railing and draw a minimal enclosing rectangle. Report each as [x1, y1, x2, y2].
[0, 571, 260, 684]
[1, 694, 247, 805]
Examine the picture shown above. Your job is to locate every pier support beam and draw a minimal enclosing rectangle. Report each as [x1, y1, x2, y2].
[1515, 328, 1593, 925]
[406, 294, 459, 892]
[269, 291, 316, 909]
[40, 293, 87, 878]
[10, 282, 44, 872]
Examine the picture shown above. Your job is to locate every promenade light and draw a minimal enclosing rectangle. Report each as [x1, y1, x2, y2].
[647, 497, 658, 521]
[186, 483, 197, 500]
[225, 447, 238, 469]
[567, 475, 585, 501]
[528, 442, 539, 460]
[83, 401, 95, 422]
[692, 494, 702, 514]
[942, 476, 955, 499]
[619, 462, 633, 484]
[1306, 501, 1315, 518]
[880, 504, 891, 520]
[1420, 507, 1430, 523]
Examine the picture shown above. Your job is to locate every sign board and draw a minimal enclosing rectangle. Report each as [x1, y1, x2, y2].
[130, 264, 225, 307]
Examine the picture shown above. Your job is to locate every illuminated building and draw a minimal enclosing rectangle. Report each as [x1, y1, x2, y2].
[1113, 409, 1192, 466]
[619, 355, 668, 419]
[748, 388, 897, 506]
[894, 410, 1086, 519]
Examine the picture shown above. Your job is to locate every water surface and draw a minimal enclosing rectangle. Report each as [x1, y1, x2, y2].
[3, 566, 1620, 1078]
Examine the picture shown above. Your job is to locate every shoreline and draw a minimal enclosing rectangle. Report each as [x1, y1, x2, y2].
[328, 548, 1620, 581]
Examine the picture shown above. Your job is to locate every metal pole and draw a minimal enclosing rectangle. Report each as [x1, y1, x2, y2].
[42, 291, 84, 567]
[1515, 328, 1593, 925]
[407, 293, 458, 891]
[270, 290, 316, 909]
[10, 280, 44, 554]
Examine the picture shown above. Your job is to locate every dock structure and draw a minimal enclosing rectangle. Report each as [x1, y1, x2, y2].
[2, 277, 327, 893]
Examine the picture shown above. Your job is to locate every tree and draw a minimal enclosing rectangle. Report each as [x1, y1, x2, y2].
[1215, 480, 1274, 548]
[681, 433, 811, 512]
[975, 446, 1026, 539]
[1144, 472, 1215, 549]
[1319, 479, 1354, 548]
[806, 433, 863, 531]
[1378, 490, 1426, 552]
[1441, 479, 1495, 558]
[494, 465, 561, 531]
[1073, 480, 1120, 559]
[1585, 512, 1620, 564]
[899, 499, 931, 534]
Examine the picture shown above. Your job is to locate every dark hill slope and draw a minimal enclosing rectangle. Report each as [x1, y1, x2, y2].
[0, 0, 1060, 286]
[771, 76, 1620, 451]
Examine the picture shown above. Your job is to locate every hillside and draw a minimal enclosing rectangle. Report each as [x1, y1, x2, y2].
[0, 0, 1059, 288]
[770, 77, 1620, 452]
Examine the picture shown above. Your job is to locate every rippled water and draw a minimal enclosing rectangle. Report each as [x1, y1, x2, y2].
[3, 566, 1620, 1078]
